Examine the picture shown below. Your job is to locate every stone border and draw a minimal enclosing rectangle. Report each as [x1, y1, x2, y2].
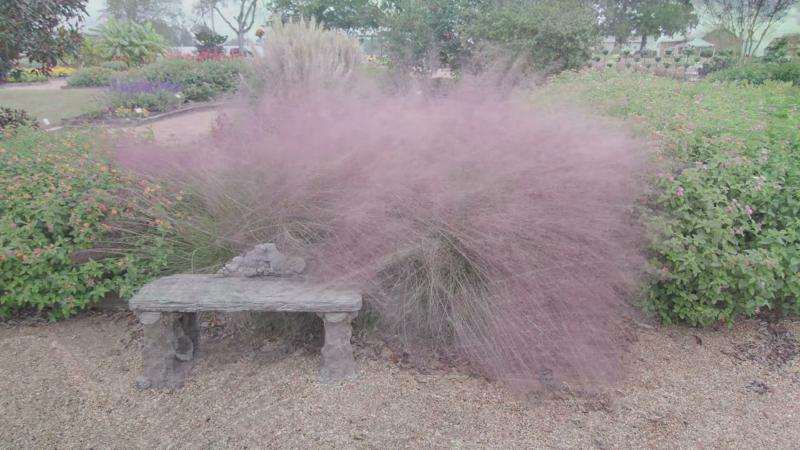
[46, 101, 228, 132]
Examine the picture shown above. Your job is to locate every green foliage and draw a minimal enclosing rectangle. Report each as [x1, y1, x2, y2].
[707, 63, 800, 86]
[763, 34, 800, 64]
[0, 129, 173, 319]
[93, 18, 169, 67]
[105, 82, 183, 112]
[5, 68, 48, 83]
[193, 25, 227, 53]
[132, 57, 247, 101]
[78, 36, 104, 67]
[548, 71, 800, 325]
[469, 0, 599, 74]
[381, 0, 483, 70]
[596, 0, 696, 48]
[0, 108, 37, 132]
[67, 67, 117, 87]
[269, 0, 386, 32]
[0, 0, 87, 80]
[99, 60, 129, 71]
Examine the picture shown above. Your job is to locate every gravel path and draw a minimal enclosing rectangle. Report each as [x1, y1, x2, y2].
[1, 314, 798, 449]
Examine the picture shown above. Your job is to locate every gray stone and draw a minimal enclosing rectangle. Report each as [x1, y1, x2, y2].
[219, 243, 306, 278]
[137, 311, 199, 389]
[318, 312, 358, 382]
[130, 275, 361, 313]
[130, 274, 361, 389]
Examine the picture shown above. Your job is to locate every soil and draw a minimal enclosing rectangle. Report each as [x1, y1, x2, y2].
[1, 313, 798, 449]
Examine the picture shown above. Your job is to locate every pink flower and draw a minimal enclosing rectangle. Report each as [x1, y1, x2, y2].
[675, 186, 685, 197]
[745, 206, 753, 216]
[755, 307, 762, 315]
[87, 278, 95, 287]
[734, 227, 745, 236]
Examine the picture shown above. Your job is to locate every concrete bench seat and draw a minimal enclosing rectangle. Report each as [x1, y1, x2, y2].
[130, 274, 362, 389]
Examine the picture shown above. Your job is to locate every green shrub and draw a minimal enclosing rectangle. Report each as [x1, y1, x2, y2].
[0, 108, 37, 132]
[67, 66, 117, 87]
[546, 71, 800, 326]
[708, 63, 800, 86]
[99, 60, 128, 71]
[133, 57, 246, 101]
[194, 25, 227, 54]
[0, 129, 176, 318]
[6, 67, 48, 83]
[92, 18, 168, 67]
[763, 34, 800, 64]
[105, 80, 183, 112]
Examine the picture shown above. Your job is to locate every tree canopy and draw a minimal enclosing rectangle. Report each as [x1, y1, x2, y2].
[0, 0, 87, 80]
[595, 0, 697, 50]
[268, 0, 387, 33]
[698, 0, 799, 59]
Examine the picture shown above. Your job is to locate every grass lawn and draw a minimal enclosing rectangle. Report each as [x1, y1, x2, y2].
[0, 87, 102, 125]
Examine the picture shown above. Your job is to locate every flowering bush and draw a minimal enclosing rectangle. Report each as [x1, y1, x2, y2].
[548, 71, 800, 325]
[105, 80, 183, 112]
[0, 108, 38, 133]
[50, 66, 77, 77]
[0, 128, 176, 318]
[168, 51, 235, 61]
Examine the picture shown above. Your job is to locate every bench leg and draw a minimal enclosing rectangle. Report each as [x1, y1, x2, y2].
[318, 312, 358, 383]
[136, 311, 198, 389]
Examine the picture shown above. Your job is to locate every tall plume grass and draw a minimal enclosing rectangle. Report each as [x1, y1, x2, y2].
[257, 19, 363, 93]
[115, 21, 650, 393]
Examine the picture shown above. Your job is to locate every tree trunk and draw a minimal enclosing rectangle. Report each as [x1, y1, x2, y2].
[238, 32, 245, 52]
[639, 35, 648, 53]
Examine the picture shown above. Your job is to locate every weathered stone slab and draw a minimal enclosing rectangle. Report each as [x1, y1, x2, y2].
[130, 274, 362, 313]
[318, 312, 358, 383]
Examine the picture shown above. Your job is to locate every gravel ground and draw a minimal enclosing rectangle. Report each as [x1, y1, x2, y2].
[1, 313, 798, 449]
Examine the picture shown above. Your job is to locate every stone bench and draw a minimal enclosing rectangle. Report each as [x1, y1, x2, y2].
[129, 274, 362, 389]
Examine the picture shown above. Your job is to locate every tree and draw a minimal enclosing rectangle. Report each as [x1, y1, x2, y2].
[194, 25, 228, 53]
[381, 0, 485, 70]
[103, 0, 187, 45]
[194, 0, 224, 32]
[595, 0, 697, 51]
[469, 0, 599, 74]
[698, 0, 799, 60]
[268, 0, 386, 33]
[636, 1, 697, 51]
[103, 0, 182, 22]
[215, 0, 259, 51]
[0, 0, 87, 80]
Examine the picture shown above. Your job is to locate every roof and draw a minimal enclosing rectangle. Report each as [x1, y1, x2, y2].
[687, 37, 714, 48]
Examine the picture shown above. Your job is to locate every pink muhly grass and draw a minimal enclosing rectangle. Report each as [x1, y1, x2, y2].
[116, 80, 649, 393]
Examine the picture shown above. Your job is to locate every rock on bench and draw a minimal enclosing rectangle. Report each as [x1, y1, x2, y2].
[130, 274, 362, 389]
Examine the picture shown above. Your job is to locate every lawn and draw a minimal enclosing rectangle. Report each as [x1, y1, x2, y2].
[0, 87, 102, 125]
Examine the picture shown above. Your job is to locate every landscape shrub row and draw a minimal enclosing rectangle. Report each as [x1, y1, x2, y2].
[548, 71, 800, 325]
[707, 62, 800, 86]
[0, 128, 174, 319]
[67, 57, 247, 115]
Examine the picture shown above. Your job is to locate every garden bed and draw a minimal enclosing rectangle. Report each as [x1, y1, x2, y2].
[58, 101, 227, 129]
